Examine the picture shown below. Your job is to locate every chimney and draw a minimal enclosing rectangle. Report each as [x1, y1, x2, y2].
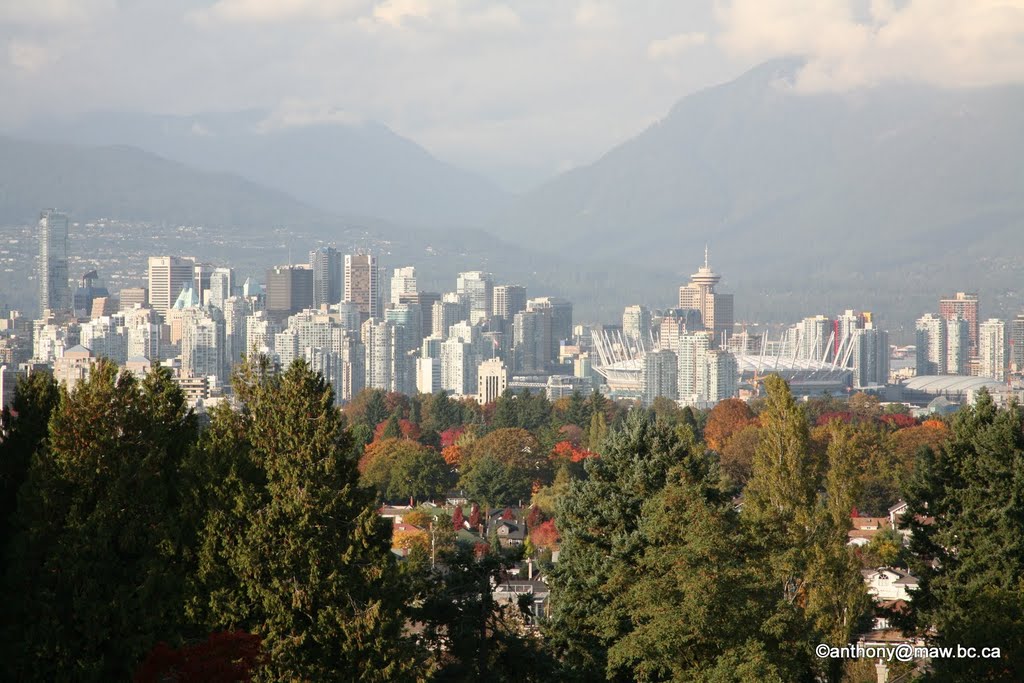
[528, 558, 534, 580]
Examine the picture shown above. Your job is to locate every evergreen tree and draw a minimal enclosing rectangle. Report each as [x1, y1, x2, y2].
[364, 388, 390, 428]
[382, 412, 402, 439]
[548, 410, 713, 680]
[565, 390, 591, 428]
[3, 361, 197, 681]
[0, 371, 59, 554]
[903, 391, 1024, 680]
[190, 359, 418, 681]
[586, 410, 608, 452]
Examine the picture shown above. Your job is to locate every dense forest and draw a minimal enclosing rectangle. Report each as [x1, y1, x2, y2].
[0, 358, 1021, 681]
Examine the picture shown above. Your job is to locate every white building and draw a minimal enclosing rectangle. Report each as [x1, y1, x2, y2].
[945, 314, 970, 376]
[456, 271, 493, 324]
[390, 266, 417, 306]
[978, 318, 1008, 381]
[477, 358, 509, 404]
[915, 314, 946, 376]
[642, 349, 678, 404]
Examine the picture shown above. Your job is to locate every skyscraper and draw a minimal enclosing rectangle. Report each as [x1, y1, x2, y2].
[850, 324, 889, 388]
[642, 349, 678, 405]
[677, 248, 734, 344]
[527, 296, 572, 364]
[978, 318, 1008, 381]
[38, 210, 71, 316]
[207, 267, 235, 312]
[148, 256, 196, 317]
[622, 305, 652, 348]
[939, 292, 979, 356]
[1011, 315, 1024, 374]
[310, 247, 343, 309]
[390, 266, 417, 306]
[946, 315, 970, 376]
[344, 254, 380, 320]
[513, 309, 551, 374]
[493, 285, 527, 320]
[456, 271, 493, 324]
[915, 314, 946, 376]
[265, 265, 314, 318]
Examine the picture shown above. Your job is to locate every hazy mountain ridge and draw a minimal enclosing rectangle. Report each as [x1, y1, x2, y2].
[492, 60, 1024, 287]
[17, 110, 511, 229]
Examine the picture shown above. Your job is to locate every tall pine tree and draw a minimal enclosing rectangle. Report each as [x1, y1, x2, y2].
[190, 358, 419, 681]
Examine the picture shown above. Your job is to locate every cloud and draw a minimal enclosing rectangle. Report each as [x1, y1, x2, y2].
[647, 32, 707, 60]
[715, 0, 1024, 90]
[574, 1, 618, 30]
[7, 40, 54, 72]
[372, 0, 519, 31]
[256, 99, 366, 132]
[188, 0, 369, 26]
[0, 0, 114, 26]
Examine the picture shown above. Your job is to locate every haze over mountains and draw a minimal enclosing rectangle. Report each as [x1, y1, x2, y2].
[3, 59, 1023, 326]
[17, 110, 510, 229]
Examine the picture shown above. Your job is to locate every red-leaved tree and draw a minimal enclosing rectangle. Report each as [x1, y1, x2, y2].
[133, 631, 263, 683]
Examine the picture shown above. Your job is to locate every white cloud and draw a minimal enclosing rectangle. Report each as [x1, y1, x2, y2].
[372, 0, 519, 31]
[647, 31, 707, 60]
[7, 39, 54, 71]
[574, 1, 618, 30]
[0, 0, 113, 26]
[188, 0, 369, 26]
[256, 98, 366, 132]
[715, 0, 1024, 90]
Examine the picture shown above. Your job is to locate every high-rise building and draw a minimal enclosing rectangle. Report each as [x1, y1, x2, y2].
[701, 350, 738, 403]
[915, 314, 946, 376]
[246, 311, 280, 355]
[390, 267, 417, 306]
[432, 300, 464, 340]
[79, 314, 127, 364]
[362, 318, 400, 392]
[440, 337, 474, 396]
[946, 315, 970, 376]
[513, 309, 551, 374]
[527, 297, 572, 365]
[192, 262, 215, 307]
[939, 292, 979, 356]
[677, 248, 734, 344]
[642, 349, 678, 405]
[850, 324, 889, 388]
[798, 315, 834, 362]
[72, 271, 109, 317]
[416, 356, 441, 395]
[148, 256, 196, 317]
[309, 247, 343, 309]
[38, 210, 71, 316]
[222, 296, 248, 371]
[622, 305, 652, 348]
[456, 271, 493, 324]
[124, 306, 162, 361]
[1011, 315, 1024, 375]
[118, 287, 148, 311]
[265, 265, 314, 318]
[344, 254, 380, 320]
[978, 318, 1008, 381]
[207, 267, 235, 312]
[677, 331, 714, 401]
[399, 292, 441, 339]
[493, 285, 527, 320]
[658, 313, 686, 354]
[477, 358, 509, 404]
[180, 309, 225, 382]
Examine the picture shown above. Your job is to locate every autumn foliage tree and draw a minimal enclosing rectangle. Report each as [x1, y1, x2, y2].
[703, 398, 756, 452]
[133, 631, 264, 683]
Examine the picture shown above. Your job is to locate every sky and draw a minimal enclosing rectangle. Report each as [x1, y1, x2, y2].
[2, 0, 1023, 190]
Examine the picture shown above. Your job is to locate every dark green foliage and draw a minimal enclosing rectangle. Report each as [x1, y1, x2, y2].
[0, 371, 59, 553]
[460, 454, 534, 508]
[492, 389, 552, 431]
[565, 390, 591, 428]
[902, 390, 1024, 681]
[189, 358, 418, 682]
[2, 361, 197, 681]
[412, 544, 555, 681]
[547, 409, 716, 679]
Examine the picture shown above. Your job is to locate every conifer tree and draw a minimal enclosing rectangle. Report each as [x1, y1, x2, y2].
[3, 361, 197, 681]
[190, 358, 418, 681]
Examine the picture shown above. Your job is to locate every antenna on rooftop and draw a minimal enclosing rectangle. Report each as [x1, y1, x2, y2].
[704, 244, 709, 269]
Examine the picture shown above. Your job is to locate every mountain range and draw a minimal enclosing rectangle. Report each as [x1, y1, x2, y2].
[4, 59, 1024, 327]
[17, 110, 510, 229]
